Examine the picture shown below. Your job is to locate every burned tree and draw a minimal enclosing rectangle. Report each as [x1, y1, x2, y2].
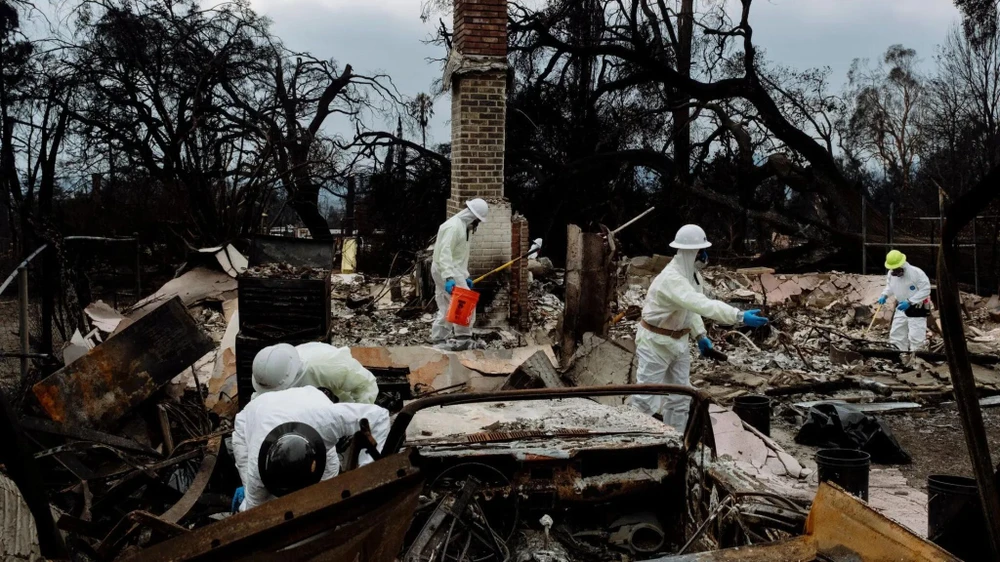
[507, 0, 879, 261]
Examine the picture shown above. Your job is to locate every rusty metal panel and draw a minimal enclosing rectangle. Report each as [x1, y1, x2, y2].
[32, 297, 214, 428]
[807, 482, 960, 562]
[126, 451, 423, 561]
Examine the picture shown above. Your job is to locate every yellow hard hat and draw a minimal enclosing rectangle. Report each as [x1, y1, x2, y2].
[885, 250, 906, 270]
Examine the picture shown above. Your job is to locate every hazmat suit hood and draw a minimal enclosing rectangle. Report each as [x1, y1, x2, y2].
[672, 249, 700, 284]
[454, 208, 479, 230]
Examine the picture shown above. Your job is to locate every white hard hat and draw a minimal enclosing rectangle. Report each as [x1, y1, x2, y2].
[670, 224, 712, 250]
[252, 344, 304, 394]
[466, 198, 489, 221]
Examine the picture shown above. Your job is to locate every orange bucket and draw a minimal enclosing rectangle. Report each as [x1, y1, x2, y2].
[446, 286, 480, 327]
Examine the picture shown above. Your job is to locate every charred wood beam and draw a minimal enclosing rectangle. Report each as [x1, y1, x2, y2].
[856, 348, 1000, 366]
[19, 416, 161, 456]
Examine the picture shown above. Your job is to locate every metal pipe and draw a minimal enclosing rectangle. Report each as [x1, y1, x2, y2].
[974, 218, 980, 295]
[63, 235, 136, 242]
[19, 267, 28, 381]
[0, 245, 47, 296]
[612, 206, 656, 235]
[889, 202, 894, 247]
[135, 233, 142, 299]
[383, 384, 712, 456]
[861, 196, 867, 275]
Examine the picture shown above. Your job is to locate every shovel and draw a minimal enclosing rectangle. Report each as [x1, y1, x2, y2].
[472, 238, 543, 285]
[864, 303, 882, 337]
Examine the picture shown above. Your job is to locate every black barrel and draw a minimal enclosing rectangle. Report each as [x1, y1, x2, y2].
[928, 474, 988, 560]
[733, 395, 771, 436]
[816, 449, 870, 501]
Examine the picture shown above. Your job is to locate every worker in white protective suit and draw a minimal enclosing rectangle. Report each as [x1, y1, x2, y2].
[251, 342, 379, 404]
[232, 385, 390, 511]
[877, 250, 932, 352]
[628, 225, 769, 429]
[430, 198, 489, 345]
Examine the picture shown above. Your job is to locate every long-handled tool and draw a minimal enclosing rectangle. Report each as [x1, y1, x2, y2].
[473, 238, 543, 284]
[864, 303, 882, 337]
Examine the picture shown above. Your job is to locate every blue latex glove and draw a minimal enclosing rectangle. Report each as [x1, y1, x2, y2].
[697, 336, 713, 355]
[742, 309, 768, 328]
[897, 301, 911, 311]
[445, 280, 456, 294]
[466, 278, 474, 289]
[231, 486, 245, 514]
[877, 295, 887, 305]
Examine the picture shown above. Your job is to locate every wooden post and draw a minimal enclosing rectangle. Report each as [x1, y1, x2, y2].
[561, 225, 584, 366]
[19, 266, 28, 381]
[560, 225, 613, 366]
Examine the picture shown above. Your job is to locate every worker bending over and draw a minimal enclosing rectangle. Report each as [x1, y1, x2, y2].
[629, 225, 768, 428]
[877, 250, 931, 352]
[430, 198, 489, 346]
[232, 386, 390, 511]
[252, 342, 378, 404]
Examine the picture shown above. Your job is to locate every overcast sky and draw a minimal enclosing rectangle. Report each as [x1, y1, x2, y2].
[247, 0, 964, 145]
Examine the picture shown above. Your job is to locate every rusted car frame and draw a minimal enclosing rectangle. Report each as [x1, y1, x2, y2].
[384, 383, 716, 454]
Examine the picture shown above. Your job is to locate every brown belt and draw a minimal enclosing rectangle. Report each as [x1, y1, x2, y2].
[640, 319, 691, 339]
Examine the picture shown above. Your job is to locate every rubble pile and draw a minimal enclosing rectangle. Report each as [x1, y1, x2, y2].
[242, 263, 329, 280]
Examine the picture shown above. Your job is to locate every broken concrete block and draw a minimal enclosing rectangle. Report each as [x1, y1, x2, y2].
[501, 350, 564, 390]
[566, 333, 636, 406]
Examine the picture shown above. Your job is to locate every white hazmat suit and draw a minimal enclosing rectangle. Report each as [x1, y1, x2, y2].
[628, 249, 743, 429]
[251, 342, 379, 404]
[880, 264, 931, 352]
[233, 386, 390, 511]
[431, 209, 479, 342]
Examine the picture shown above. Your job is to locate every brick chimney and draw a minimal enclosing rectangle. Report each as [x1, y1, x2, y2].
[449, 0, 511, 277]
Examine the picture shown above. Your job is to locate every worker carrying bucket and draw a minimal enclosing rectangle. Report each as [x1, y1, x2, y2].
[430, 198, 489, 349]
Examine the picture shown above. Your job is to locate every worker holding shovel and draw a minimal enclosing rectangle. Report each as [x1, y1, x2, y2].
[430, 198, 489, 349]
[629, 225, 769, 428]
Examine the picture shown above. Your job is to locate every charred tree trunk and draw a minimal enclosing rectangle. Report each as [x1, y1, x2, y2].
[672, 0, 694, 185]
[289, 184, 332, 242]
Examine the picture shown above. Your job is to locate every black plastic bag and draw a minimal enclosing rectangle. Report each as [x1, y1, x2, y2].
[795, 403, 912, 464]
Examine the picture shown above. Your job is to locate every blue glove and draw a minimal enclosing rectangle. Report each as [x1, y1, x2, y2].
[742, 309, 768, 328]
[466, 278, 474, 289]
[877, 295, 887, 305]
[445, 280, 456, 294]
[697, 336, 713, 355]
[897, 301, 911, 311]
[231, 486, 245, 514]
